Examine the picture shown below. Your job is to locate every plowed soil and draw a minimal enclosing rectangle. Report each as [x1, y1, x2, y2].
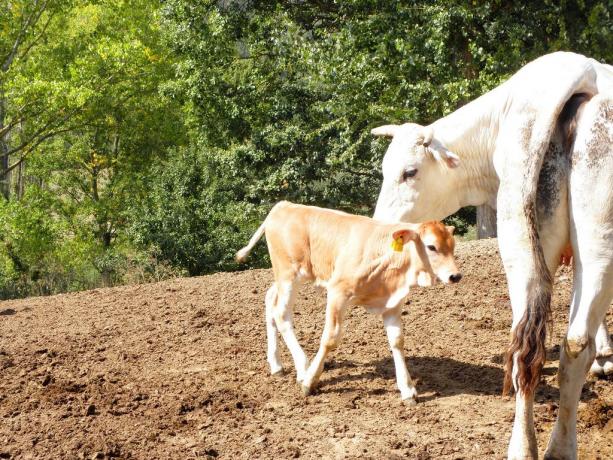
[1, 238, 611, 459]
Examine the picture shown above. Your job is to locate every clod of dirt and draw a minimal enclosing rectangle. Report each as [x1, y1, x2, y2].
[580, 398, 613, 429]
[203, 448, 219, 458]
[86, 404, 97, 416]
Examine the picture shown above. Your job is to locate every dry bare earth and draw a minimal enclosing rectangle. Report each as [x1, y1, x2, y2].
[1, 239, 612, 460]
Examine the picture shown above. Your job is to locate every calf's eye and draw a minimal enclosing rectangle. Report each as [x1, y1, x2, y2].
[402, 168, 418, 181]
[427, 245, 437, 252]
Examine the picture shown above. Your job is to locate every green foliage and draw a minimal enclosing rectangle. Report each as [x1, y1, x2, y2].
[130, 146, 266, 275]
[152, 0, 611, 264]
[1, 0, 611, 298]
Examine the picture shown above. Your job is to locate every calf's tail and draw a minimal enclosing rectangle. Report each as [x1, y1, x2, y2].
[235, 219, 267, 263]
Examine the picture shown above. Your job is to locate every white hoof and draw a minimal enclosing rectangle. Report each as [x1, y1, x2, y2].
[301, 383, 313, 396]
[269, 363, 284, 376]
[400, 387, 418, 405]
[589, 355, 613, 377]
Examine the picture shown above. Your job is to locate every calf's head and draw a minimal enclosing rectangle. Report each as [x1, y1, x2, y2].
[416, 221, 461, 284]
[391, 228, 435, 288]
[372, 123, 460, 222]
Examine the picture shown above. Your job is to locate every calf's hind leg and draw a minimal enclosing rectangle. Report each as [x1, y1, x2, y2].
[265, 284, 283, 375]
[590, 320, 613, 377]
[272, 280, 309, 381]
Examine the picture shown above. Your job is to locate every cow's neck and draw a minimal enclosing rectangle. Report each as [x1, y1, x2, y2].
[430, 86, 507, 209]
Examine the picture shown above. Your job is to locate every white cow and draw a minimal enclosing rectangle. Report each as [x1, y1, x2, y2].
[371, 51, 612, 459]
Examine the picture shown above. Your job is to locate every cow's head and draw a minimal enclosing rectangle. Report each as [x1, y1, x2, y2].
[418, 221, 461, 284]
[372, 123, 460, 222]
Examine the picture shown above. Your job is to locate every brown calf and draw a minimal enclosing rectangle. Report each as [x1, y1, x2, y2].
[236, 201, 460, 403]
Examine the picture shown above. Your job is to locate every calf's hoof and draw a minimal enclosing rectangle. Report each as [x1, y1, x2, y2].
[301, 383, 313, 396]
[400, 389, 418, 406]
[401, 396, 418, 407]
[270, 367, 284, 376]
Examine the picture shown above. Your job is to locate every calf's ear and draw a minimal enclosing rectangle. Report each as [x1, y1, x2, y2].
[391, 229, 418, 245]
[371, 124, 401, 137]
[446, 225, 455, 235]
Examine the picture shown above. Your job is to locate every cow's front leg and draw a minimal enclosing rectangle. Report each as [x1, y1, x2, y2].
[590, 320, 613, 377]
[383, 307, 418, 405]
[301, 290, 347, 395]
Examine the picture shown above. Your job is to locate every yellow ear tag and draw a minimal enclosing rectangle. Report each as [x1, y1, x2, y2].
[391, 236, 404, 252]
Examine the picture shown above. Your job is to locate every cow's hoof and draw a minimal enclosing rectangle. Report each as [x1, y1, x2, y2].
[589, 356, 613, 378]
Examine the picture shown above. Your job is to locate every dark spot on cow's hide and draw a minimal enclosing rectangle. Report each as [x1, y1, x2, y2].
[537, 136, 568, 219]
[537, 93, 593, 220]
[581, 100, 613, 169]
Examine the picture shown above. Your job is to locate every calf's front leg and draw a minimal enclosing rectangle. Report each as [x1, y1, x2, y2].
[383, 307, 418, 405]
[301, 290, 347, 395]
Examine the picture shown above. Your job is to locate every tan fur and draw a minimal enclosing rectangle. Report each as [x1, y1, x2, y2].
[264, 202, 433, 302]
[236, 201, 460, 399]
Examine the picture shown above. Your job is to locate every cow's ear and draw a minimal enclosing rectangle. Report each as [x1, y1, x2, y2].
[427, 139, 460, 168]
[371, 124, 400, 137]
[446, 225, 455, 235]
[422, 126, 434, 146]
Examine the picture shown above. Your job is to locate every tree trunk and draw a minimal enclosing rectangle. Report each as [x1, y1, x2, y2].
[476, 205, 497, 239]
[0, 95, 10, 200]
[16, 160, 24, 199]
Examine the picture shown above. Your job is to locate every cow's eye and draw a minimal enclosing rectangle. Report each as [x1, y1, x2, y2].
[402, 169, 418, 181]
[427, 245, 437, 252]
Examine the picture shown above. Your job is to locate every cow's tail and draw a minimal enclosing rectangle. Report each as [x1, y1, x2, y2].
[502, 62, 597, 396]
[235, 220, 268, 263]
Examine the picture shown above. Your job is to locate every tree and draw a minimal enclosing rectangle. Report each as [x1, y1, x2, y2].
[0, 0, 187, 296]
[153, 0, 611, 268]
[0, 0, 72, 198]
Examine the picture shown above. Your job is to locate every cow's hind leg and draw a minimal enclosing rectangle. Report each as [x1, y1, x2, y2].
[272, 279, 308, 382]
[545, 94, 613, 460]
[544, 269, 612, 459]
[383, 307, 418, 404]
[502, 131, 570, 460]
[301, 289, 347, 395]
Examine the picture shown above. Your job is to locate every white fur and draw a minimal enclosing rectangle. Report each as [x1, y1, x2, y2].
[372, 52, 613, 459]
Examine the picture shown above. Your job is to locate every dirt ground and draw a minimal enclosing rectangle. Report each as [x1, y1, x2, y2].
[1, 238, 611, 459]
